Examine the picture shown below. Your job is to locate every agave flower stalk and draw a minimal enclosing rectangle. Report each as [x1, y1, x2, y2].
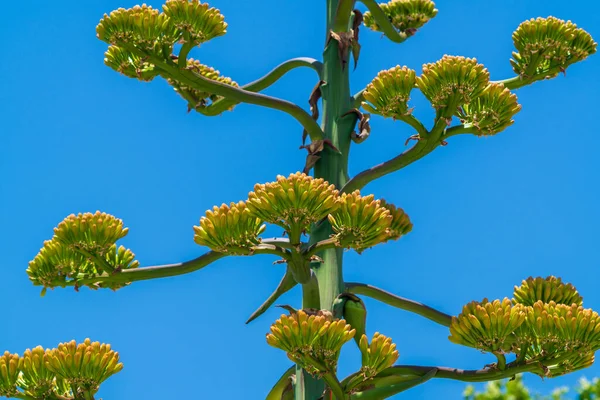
[20, 1, 598, 399]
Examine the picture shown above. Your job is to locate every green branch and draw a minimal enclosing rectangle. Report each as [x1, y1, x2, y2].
[443, 124, 476, 139]
[358, 0, 408, 43]
[345, 282, 453, 327]
[246, 267, 298, 324]
[351, 89, 365, 108]
[56, 239, 290, 288]
[492, 65, 570, 90]
[121, 43, 325, 142]
[62, 251, 226, 286]
[323, 371, 347, 400]
[376, 363, 537, 383]
[201, 58, 323, 116]
[398, 115, 429, 137]
[350, 368, 437, 399]
[341, 116, 475, 193]
[341, 137, 437, 193]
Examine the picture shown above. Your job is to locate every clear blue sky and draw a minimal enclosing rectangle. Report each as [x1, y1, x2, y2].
[1, 0, 599, 398]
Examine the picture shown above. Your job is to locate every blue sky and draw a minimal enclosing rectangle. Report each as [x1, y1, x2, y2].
[1, 0, 599, 398]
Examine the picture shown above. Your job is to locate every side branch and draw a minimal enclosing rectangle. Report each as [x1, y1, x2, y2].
[359, 0, 408, 43]
[492, 65, 567, 90]
[202, 58, 324, 116]
[376, 363, 536, 383]
[341, 138, 436, 193]
[67, 251, 227, 286]
[342, 121, 475, 193]
[345, 282, 453, 327]
[58, 240, 290, 288]
[122, 44, 325, 142]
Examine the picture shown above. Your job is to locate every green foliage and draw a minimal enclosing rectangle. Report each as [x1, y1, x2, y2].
[463, 375, 600, 400]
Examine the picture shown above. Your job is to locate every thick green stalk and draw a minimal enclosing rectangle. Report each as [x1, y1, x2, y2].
[296, 1, 355, 399]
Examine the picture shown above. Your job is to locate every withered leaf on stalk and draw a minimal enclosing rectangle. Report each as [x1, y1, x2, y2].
[309, 80, 325, 121]
[352, 10, 363, 69]
[300, 139, 340, 173]
[302, 80, 325, 145]
[343, 109, 371, 144]
[328, 30, 354, 70]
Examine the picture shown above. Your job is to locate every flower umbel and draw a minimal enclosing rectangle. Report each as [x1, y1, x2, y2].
[53, 211, 129, 257]
[104, 45, 159, 82]
[266, 310, 355, 376]
[416, 55, 490, 117]
[18, 347, 67, 399]
[328, 191, 393, 253]
[513, 276, 583, 307]
[511, 16, 596, 79]
[45, 339, 123, 395]
[361, 66, 417, 118]
[358, 333, 400, 380]
[457, 83, 522, 136]
[162, 0, 227, 46]
[364, 0, 438, 34]
[246, 172, 339, 239]
[449, 298, 527, 353]
[516, 301, 600, 365]
[193, 201, 266, 254]
[96, 5, 178, 51]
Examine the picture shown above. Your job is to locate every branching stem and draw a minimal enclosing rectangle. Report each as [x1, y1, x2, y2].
[121, 43, 325, 142]
[345, 282, 453, 327]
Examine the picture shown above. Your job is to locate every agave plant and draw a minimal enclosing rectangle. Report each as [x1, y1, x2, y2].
[11, 0, 598, 399]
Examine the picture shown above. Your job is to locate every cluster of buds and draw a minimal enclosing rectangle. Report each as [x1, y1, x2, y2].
[17, 347, 70, 399]
[329, 191, 411, 253]
[449, 298, 527, 353]
[54, 212, 128, 257]
[451, 277, 600, 377]
[96, 1, 226, 51]
[162, 0, 227, 46]
[26, 212, 138, 292]
[96, 5, 178, 52]
[266, 310, 355, 376]
[358, 333, 400, 380]
[0, 340, 122, 399]
[193, 174, 411, 257]
[104, 45, 160, 82]
[193, 201, 266, 255]
[456, 83, 522, 136]
[45, 339, 123, 395]
[96, 2, 235, 112]
[513, 276, 583, 307]
[246, 173, 339, 240]
[516, 302, 600, 364]
[0, 352, 20, 397]
[416, 55, 490, 117]
[511, 17, 597, 79]
[363, 0, 438, 35]
[361, 66, 417, 119]
[168, 59, 238, 108]
[545, 351, 595, 377]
